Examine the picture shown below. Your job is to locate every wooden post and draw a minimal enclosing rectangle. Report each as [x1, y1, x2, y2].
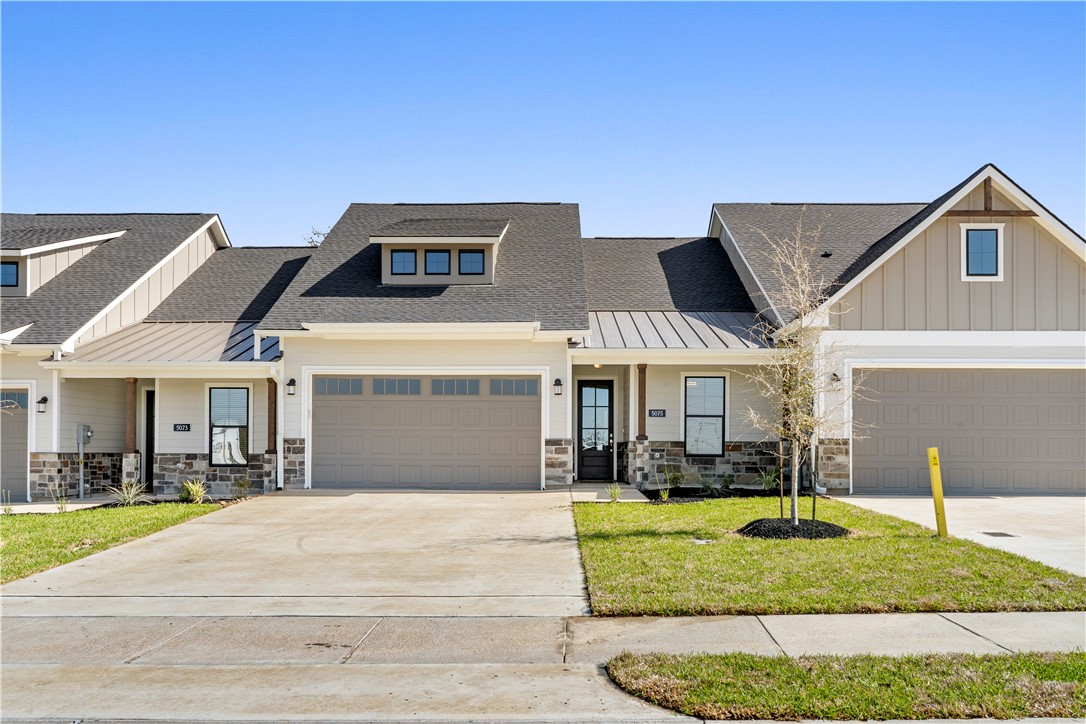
[266, 378, 277, 454]
[124, 377, 138, 453]
[636, 364, 648, 441]
[983, 177, 993, 212]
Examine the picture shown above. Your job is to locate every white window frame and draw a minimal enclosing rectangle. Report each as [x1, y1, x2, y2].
[679, 371, 730, 456]
[960, 223, 1005, 282]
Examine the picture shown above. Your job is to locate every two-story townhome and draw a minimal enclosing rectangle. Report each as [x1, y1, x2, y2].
[2, 164, 1082, 501]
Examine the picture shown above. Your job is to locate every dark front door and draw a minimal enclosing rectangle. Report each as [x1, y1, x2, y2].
[144, 390, 155, 486]
[578, 381, 613, 481]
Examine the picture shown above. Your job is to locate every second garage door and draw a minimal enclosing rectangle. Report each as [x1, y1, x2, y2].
[852, 368, 1086, 495]
[311, 375, 541, 488]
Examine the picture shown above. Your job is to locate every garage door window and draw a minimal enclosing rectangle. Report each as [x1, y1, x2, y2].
[373, 378, 421, 395]
[490, 378, 538, 396]
[432, 378, 480, 395]
[209, 387, 249, 466]
[314, 378, 363, 395]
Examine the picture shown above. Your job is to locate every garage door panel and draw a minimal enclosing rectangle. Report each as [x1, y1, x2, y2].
[853, 369, 1085, 495]
[312, 376, 541, 488]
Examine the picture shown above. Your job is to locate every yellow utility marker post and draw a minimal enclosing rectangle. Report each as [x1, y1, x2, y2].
[927, 447, 948, 538]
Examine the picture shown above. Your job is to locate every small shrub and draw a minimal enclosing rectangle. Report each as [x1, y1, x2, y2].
[106, 480, 151, 507]
[606, 483, 622, 502]
[230, 477, 253, 499]
[659, 486, 670, 501]
[178, 478, 208, 504]
[756, 468, 780, 491]
[665, 469, 685, 489]
[48, 485, 69, 513]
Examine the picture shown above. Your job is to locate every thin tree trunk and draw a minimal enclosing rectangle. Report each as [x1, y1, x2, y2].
[778, 439, 785, 519]
[790, 441, 800, 526]
[811, 437, 818, 522]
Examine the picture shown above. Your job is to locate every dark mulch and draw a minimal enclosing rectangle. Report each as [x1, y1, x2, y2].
[736, 517, 849, 539]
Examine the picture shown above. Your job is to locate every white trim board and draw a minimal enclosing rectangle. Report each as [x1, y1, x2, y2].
[0, 231, 127, 258]
[711, 207, 784, 325]
[1, 379, 37, 502]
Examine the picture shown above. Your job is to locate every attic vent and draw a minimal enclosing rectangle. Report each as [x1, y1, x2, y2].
[820, 251, 833, 258]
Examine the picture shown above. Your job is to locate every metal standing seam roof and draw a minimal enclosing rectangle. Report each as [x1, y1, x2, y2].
[574, 311, 767, 350]
[62, 322, 280, 363]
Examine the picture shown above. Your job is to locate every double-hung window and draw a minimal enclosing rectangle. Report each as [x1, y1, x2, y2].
[209, 387, 249, 466]
[684, 376, 725, 455]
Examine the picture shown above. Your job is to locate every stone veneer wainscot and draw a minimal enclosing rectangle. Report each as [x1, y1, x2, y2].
[152, 453, 276, 496]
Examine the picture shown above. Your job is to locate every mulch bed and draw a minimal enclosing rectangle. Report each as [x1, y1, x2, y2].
[736, 517, 849, 539]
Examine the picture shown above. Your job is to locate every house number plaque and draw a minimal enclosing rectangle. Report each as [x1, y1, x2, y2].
[173, 423, 191, 432]
[648, 409, 666, 417]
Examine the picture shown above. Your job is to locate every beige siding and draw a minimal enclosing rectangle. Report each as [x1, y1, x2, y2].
[282, 338, 570, 439]
[23, 241, 102, 296]
[0, 352, 54, 452]
[156, 378, 270, 455]
[58, 378, 126, 452]
[834, 190, 1085, 331]
[572, 364, 628, 441]
[75, 229, 218, 346]
[380, 243, 496, 285]
[643, 365, 776, 442]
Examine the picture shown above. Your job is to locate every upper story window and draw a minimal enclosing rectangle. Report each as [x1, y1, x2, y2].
[425, 250, 451, 275]
[961, 224, 1004, 282]
[390, 249, 417, 275]
[459, 250, 485, 275]
[0, 262, 18, 287]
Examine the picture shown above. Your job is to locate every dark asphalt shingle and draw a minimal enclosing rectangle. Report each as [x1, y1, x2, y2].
[374, 217, 509, 237]
[582, 237, 755, 312]
[1, 226, 127, 251]
[0, 213, 217, 344]
[148, 247, 312, 323]
[260, 203, 588, 331]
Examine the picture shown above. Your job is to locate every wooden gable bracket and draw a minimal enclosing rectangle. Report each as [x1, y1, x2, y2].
[944, 177, 1038, 217]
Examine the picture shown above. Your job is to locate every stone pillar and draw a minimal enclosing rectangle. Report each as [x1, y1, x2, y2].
[124, 377, 138, 454]
[122, 452, 141, 484]
[544, 438, 574, 486]
[266, 378, 277, 454]
[636, 363, 648, 441]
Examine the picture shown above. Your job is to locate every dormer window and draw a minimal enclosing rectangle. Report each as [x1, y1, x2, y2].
[390, 249, 417, 275]
[0, 261, 17, 287]
[961, 223, 1004, 281]
[425, 250, 451, 275]
[459, 250, 485, 275]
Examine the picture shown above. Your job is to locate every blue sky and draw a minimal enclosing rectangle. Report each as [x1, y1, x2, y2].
[3, 2, 1083, 244]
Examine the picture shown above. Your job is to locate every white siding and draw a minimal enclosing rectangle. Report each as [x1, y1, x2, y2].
[58, 378, 126, 452]
[643, 364, 776, 442]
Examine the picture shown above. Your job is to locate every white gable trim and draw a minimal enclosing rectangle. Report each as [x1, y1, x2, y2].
[711, 206, 784, 325]
[59, 216, 229, 353]
[0, 231, 127, 258]
[820, 166, 1086, 315]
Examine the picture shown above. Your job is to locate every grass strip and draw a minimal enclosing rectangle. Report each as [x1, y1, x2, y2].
[608, 651, 1086, 720]
[1, 503, 218, 583]
[574, 497, 1086, 615]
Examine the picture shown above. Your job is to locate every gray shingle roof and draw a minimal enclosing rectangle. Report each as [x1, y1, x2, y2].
[1, 225, 127, 251]
[0, 213, 217, 344]
[148, 247, 311, 323]
[582, 237, 755, 312]
[374, 217, 509, 237]
[260, 203, 588, 331]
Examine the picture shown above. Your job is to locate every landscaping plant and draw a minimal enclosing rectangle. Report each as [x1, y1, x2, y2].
[230, 477, 253, 499]
[605, 483, 622, 502]
[106, 480, 152, 507]
[178, 478, 208, 503]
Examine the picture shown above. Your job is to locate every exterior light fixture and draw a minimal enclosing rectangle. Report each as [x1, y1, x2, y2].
[286, 378, 297, 396]
[592, 363, 603, 369]
[36, 396, 48, 413]
[830, 372, 842, 384]
[553, 378, 563, 396]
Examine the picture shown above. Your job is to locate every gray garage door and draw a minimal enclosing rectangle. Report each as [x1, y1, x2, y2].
[312, 375, 541, 488]
[1, 390, 29, 500]
[853, 369, 1086, 495]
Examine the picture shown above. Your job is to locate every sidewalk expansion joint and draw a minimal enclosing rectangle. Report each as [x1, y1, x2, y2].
[936, 612, 1015, 653]
[122, 616, 209, 664]
[754, 615, 788, 656]
[338, 617, 383, 663]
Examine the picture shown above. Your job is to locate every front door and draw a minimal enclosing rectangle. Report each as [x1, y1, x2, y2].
[578, 381, 613, 481]
[144, 390, 155, 487]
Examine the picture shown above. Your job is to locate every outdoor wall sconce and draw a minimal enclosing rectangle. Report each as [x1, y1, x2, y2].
[36, 396, 48, 413]
[829, 372, 842, 385]
[553, 378, 563, 396]
[286, 378, 297, 396]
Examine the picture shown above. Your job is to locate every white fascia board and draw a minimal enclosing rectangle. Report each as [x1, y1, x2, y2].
[371, 234, 504, 246]
[45, 361, 277, 379]
[711, 207, 784, 326]
[822, 329, 1086, 349]
[58, 216, 225, 353]
[986, 168, 1086, 261]
[0, 324, 34, 344]
[0, 231, 127, 258]
[299, 321, 542, 340]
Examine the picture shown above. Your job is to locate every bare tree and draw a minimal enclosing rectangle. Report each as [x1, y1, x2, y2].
[743, 206, 861, 526]
[303, 227, 329, 247]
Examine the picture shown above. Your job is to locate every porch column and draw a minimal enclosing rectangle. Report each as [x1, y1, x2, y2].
[636, 363, 648, 441]
[266, 378, 277, 454]
[124, 377, 138, 453]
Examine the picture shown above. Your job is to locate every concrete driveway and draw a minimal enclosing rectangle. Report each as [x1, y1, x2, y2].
[2, 489, 590, 617]
[843, 495, 1086, 576]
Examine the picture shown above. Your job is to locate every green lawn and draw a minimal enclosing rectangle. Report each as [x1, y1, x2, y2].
[573, 497, 1086, 615]
[0, 503, 218, 583]
[607, 651, 1086, 720]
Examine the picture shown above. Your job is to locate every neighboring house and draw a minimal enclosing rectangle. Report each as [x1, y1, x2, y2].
[1, 164, 1083, 501]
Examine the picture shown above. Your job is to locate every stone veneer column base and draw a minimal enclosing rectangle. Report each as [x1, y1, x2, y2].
[817, 438, 850, 493]
[282, 438, 306, 489]
[122, 453, 141, 484]
[544, 438, 574, 486]
[27, 452, 123, 500]
[152, 453, 277, 497]
[624, 440, 784, 489]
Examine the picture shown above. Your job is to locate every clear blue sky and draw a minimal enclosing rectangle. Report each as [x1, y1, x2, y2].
[3, 2, 1083, 244]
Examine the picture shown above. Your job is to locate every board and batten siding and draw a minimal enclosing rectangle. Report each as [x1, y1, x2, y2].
[58, 378, 126, 452]
[156, 378, 270, 455]
[24, 241, 103, 296]
[643, 365, 776, 442]
[282, 337, 571, 440]
[833, 188, 1086, 331]
[74, 229, 219, 346]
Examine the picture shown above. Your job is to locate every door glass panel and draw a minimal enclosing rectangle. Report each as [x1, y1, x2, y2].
[582, 387, 595, 406]
[580, 384, 611, 451]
